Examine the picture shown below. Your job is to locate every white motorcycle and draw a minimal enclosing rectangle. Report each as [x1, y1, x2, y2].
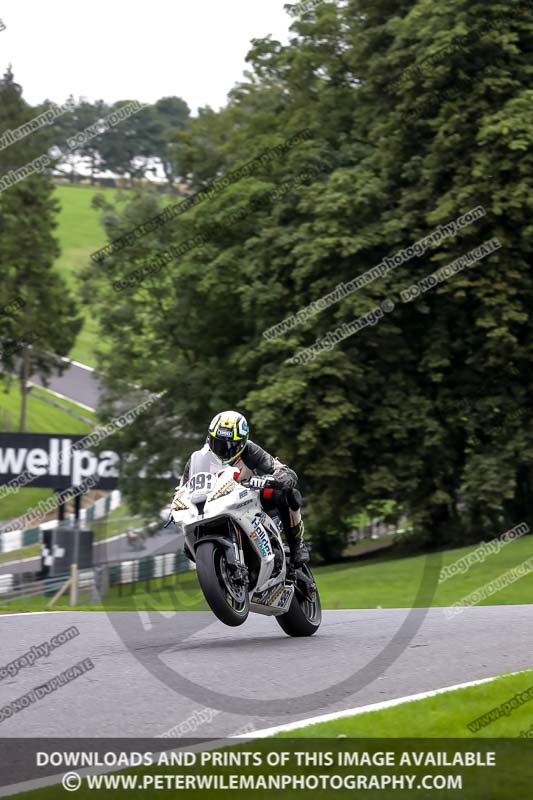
[170, 447, 321, 636]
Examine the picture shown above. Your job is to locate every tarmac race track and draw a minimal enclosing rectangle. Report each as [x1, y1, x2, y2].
[0, 603, 531, 737]
[30, 359, 102, 411]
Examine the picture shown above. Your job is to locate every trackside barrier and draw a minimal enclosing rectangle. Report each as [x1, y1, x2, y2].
[0, 575, 14, 595]
[102, 551, 192, 597]
[347, 516, 412, 543]
[0, 551, 193, 605]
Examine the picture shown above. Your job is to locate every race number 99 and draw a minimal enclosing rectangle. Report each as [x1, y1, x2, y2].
[188, 473, 213, 492]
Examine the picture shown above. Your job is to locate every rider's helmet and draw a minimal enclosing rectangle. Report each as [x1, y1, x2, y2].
[207, 410, 249, 464]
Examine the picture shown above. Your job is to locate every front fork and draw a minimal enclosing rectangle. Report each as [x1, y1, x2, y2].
[228, 522, 248, 586]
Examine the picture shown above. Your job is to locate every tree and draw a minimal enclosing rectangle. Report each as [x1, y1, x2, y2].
[0, 68, 82, 431]
[340, 0, 533, 540]
[82, 0, 533, 557]
[49, 95, 100, 184]
[68, 99, 109, 184]
[51, 97, 191, 187]
[152, 97, 190, 187]
[97, 101, 163, 182]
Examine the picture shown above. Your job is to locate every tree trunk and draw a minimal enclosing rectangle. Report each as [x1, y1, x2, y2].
[18, 343, 30, 432]
[163, 160, 175, 189]
[90, 155, 98, 186]
[505, 465, 533, 528]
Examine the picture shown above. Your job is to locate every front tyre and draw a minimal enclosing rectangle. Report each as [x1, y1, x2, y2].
[275, 565, 322, 637]
[195, 541, 250, 627]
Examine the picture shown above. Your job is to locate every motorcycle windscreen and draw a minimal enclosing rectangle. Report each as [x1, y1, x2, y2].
[188, 447, 225, 478]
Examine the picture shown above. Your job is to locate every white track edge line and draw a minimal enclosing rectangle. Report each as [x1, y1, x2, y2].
[0, 555, 37, 567]
[56, 355, 96, 373]
[30, 385, 96, 413]
[0, 611, 57, 617]
[0, 735, 249, 797]
[0, 670, 529, 794]
[237, 671, 528, 739]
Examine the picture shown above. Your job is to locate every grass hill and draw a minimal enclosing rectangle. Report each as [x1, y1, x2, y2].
[52, 184, 131, 366]
[0, 383, 95, 521]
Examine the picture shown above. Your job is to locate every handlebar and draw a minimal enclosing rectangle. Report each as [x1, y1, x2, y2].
[242, 476, 287, 491]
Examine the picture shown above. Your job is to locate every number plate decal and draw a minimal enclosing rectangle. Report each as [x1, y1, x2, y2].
[188, 472, 214, 493]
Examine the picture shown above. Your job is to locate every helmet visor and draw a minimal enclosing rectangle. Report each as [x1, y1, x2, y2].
[210, 436, 245, 463]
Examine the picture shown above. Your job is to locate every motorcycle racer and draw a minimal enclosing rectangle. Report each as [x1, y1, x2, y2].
[180, 410, 309, 566]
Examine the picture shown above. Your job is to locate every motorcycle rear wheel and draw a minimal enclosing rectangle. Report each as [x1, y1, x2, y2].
[196, 541, 250, 627]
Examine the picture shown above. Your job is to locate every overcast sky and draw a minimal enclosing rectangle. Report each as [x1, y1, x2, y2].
[0, 0, 295, 113]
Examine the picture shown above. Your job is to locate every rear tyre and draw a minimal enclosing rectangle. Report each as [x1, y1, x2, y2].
[275, 565, 322, 637]
[195, 541, 249, 627]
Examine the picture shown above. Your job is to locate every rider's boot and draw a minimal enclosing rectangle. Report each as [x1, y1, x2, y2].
[288, 520, 309, 567]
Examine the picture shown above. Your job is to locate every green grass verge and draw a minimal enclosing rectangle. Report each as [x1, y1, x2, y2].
[0, 381, 93, 435]
[53, 184, 131, 366]
[317, 532, 533, 609]
[0, 383, 93, 523]
[275, 668, 533, 739]
[29, 385, 97, 423]
[0, 571, 199, 613]
[0, 488, 54, 525]
[0, 544, 40, 565]
[7, 671, 533, 799]
[2, 531, 533, 614]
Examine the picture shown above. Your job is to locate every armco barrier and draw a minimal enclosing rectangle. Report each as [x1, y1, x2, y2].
[0, 575, 14, 595]
[107, 551, 191, 587]
[0, 550, 193, 604]
[23, 527, 40, 546]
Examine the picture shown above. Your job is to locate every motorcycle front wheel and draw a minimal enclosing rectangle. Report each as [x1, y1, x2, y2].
[195, 541, 250, 627]
[276, 564, 322, 637]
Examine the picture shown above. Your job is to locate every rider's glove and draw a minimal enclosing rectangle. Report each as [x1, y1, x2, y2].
[271, 470, 295, 491]
[249, 476, 270, 490]
[249, 475, 288, 491]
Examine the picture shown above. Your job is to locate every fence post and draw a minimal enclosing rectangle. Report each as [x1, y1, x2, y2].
[69, 563, 78, 606]
[91, 570, 99, 603]
[101, 562, 109, 599]
[69, 524, 80, 607]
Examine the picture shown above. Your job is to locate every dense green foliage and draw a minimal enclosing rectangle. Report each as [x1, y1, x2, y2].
[81, 0, 531, 559]
[52, 96, 190, 185]
[0, 69, 82, 431]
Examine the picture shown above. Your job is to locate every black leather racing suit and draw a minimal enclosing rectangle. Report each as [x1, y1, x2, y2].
[180, 441, 303, 547]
